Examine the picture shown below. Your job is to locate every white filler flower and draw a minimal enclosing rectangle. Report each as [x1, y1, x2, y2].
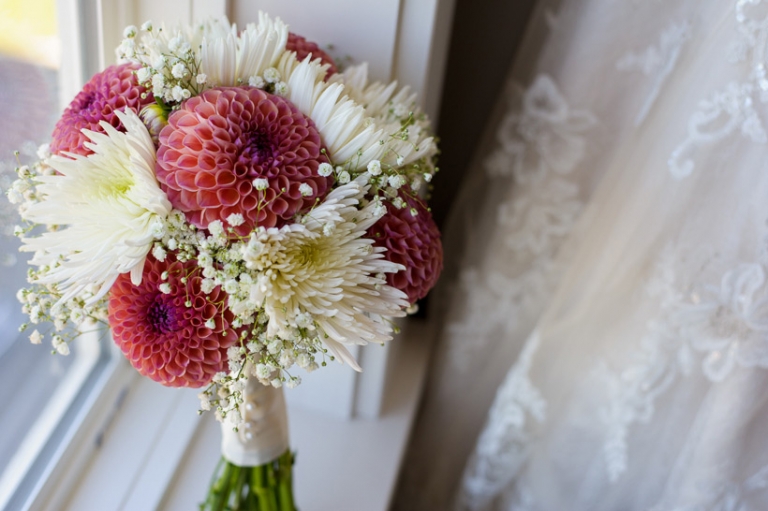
[21, 109, 171, 306]
[243, 177, 409, 369]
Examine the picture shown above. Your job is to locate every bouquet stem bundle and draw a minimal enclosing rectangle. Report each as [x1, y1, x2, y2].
[202, 451, 296, 511]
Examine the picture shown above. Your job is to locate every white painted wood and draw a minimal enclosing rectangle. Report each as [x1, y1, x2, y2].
[60, 379, 198, 511]
[284, 344, 360, 420]
[394, 0, 457, 124]
[231, 0, 401, 81]
[157, 415, 221, 511]
[97, 0, 135, 68]
[56, 0, 86, 106]
[49, 324, 432, 511]
[354, 341, 393, 419]
[119, 390, 200, 511]
[35, 358, 138, 511]
[0, 335, 99, 510]
[0, 1, 117, 507]
[99, 0, 200, 68]
[137, 0, 192, 28]
[191, 0, 228, 22]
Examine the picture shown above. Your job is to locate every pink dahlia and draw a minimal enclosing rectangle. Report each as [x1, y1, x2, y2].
[156, 87, 333, 236]
[286, 33, 338, 76]
[50, 63, 153, 156]
[367, 192, 443, 304]
[109, 253, 238, 388]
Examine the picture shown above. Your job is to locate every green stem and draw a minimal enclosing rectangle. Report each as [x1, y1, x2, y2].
[246, 481, 260, 511]
[201, 450, 296, 511]
[277, 452, 295, 511]
[262, 465, 280, 511]
[251, 463, 273, 511]
[232, 465, 248, 508]
[209, 461, 233, 511]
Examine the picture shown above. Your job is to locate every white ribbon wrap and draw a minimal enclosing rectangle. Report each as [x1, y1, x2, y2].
[221, 377, 290, 467]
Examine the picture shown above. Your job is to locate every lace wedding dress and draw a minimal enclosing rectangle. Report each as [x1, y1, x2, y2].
[393, 0, 768, 509]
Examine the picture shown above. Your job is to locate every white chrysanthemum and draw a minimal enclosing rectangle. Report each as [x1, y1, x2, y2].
[333, 63, 437, 168]
[275, 53, 435, 171]
[130, 13, 288, 88]
[20, 110, 171, 307]
[242, 177, 409, 369]
[276, 52, 388, 168]
[200, 13, 288, 86]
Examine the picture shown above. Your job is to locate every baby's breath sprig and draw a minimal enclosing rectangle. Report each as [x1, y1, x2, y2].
[118, 22, 203, 107]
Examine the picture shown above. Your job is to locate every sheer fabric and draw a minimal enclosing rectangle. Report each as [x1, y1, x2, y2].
[394, 0, 768, 509]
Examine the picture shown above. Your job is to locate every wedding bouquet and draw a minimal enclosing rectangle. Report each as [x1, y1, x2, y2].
[6, 12, 442, 509]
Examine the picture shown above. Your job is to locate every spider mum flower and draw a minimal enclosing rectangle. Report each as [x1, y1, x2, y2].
[367, 192, 443, 303]
[109, 253, 238, 387]
[21, 109, 171, 307]
[335, 63, 436, 169]
[156, 87, 333, 236]
[50, 63, 154, 156]
[286, 33, 338, 75]
[242, 177, 409, 369]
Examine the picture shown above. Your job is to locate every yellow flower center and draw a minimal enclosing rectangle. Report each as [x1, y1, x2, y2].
[94, 173, 134, 200]
[296, 243, 320, 268]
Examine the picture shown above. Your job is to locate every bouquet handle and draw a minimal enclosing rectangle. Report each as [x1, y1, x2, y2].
[222, 378, 290, 466]
[203, 377, 295, 511]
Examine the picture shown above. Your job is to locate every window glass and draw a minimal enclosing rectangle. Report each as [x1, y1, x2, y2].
[0, 0, 82, 500]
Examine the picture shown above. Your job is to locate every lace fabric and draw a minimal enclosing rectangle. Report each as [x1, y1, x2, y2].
[393, 0, 768, 509]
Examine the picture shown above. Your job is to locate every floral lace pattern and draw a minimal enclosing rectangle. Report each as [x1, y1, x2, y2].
[616, 21, 691, 124]
[670, 262, 768, 381]
[597, 246, 768, 482]
[605, 6, 768, 480]
[499, 483, 538, 511]
[650, 464, 768, 511]
[443, 2, 768, 511]
[459, 331, 545, 511]
[668, 81, 766, 179]
[497, 178, 582, 255]
[485, 75, 595, 185]
[669, 1, 768, 179]
[448, 262, 557, 372]
[448, 75, 595, 371]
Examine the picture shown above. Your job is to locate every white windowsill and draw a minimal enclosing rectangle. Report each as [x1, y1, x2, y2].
[0, 333, 101, 510]
[59, 319, 433, 511]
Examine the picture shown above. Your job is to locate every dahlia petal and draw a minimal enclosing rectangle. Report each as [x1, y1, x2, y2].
[286, 33, 338, 76]
[156, 87, 332, 235]
[366, 191, 443, 303]
[109, 254, 238, 388]
[195, 172, 218, 189]
[50, 63, 153, 156]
